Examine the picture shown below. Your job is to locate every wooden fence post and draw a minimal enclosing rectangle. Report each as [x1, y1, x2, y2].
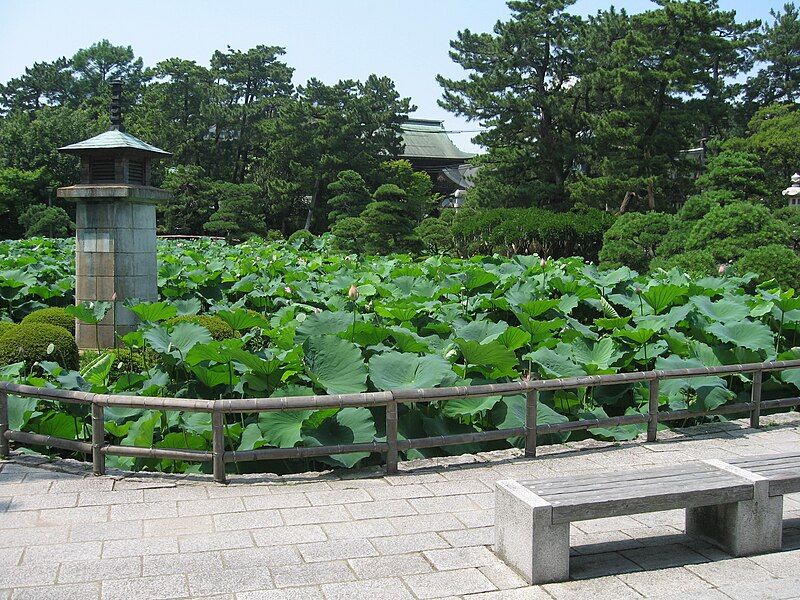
[91, 403, 105, 475]
[0, 391, 8, 459]
[386, 397, 398, 474]
[525, 390, 538, 457]
[212, 411, 226, 484]
[647, 378, 660, 442]
[750, 370, 763, 428]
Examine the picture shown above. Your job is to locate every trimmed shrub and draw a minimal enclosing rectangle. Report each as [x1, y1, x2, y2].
[0, 323, 78, 370]
[167, 315, 235, 341]
[685, 202, 790, 262]
[599, 212, 673, 272]
[21, 307, 75, 335]
[288, 229, 315, 248]
[0, 322, 16, 339]
[650, 250, 717, 277]
[735, 245, 800, 290]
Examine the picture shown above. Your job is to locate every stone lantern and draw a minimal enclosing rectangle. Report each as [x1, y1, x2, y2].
[57, 82, 172, 348]
[783, 173, 800, 206]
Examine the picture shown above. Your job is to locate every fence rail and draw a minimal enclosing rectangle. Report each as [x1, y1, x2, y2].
[1, 359, 800, 484]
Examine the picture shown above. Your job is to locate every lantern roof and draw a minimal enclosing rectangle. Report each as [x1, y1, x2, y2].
[58, 129, 171, 158]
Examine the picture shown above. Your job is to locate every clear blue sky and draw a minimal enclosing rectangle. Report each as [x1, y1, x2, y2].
[0, 0, 787, 153]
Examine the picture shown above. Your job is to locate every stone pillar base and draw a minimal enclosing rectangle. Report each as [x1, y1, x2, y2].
[686, 460, 784, 557]
[494, 479, 570, 584]
[73, 198, 158, 349]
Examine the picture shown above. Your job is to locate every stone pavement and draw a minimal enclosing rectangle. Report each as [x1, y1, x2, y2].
[1, 413, 799, 600]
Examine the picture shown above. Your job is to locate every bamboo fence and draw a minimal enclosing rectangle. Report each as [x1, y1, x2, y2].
[0, 359, 799, 484]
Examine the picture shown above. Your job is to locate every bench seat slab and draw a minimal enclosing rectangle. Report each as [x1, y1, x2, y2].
[729, 452, 800, 496]
[522, 462, 754, 523]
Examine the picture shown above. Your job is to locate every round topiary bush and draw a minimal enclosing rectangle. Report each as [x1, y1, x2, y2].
[735, 245, 800, 290]
[287, 229, 315, 248]
[0, 323, 79, 370]
[167, 315, 236, 341]
[0, 322, 17, 339]
[21, 307, 75, 335]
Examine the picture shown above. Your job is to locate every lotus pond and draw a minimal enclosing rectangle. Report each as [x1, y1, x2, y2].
[1, 235, 799, 474]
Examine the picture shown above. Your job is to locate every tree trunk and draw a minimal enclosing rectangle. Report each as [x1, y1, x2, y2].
[619, 191, 636, 214]
[303, 179, 321, 231]
[646, 182, 655, 210]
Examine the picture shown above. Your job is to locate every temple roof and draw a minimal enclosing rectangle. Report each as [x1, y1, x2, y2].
[400, 119, 475, 161]
[58, 129, 171, 157]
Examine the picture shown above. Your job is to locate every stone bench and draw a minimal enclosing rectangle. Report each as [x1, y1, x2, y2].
[495, 453, 800, 584]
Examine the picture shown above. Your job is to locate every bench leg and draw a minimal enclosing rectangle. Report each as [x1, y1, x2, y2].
[686, 482, 783, 557]
[495, 480, 570, 584]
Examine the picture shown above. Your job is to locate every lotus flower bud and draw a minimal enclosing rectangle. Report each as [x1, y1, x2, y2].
[540, 258, 546, 268]
[348, 285, 359, 301]
[634, 286, 642, 294]
[284, 286, 292, 294]
[718, 263, 727, 275]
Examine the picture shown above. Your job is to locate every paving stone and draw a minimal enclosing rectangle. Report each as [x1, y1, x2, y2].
[620, 543, 708, 571]
[101, 573, 189, 600]
[403, 567, 496, 599]
[187, 566, 274, 596]
[0, 549, 22, 565]
[279, 505, 349, 526]
[422, 546, 498, 570]
[235, 587, 324, 599]
[57, 557, 142, 584]
[385, 472, 447, 486]
[425, 480, 493, 496]
[686, 557, 774, 587]
[462, 588, 552, 600]
[78, 490, 144, 506]
[243, 493, 309, 511]
[221, 546, 301, 568]
[543, 575, 644, 599]
[102, 537, 179, 559]
[109, 500, 177, 521]
[347, 553, 433, 579]
[270, 560, 355, 588]
[141, 486, 208, 502]
[388, 513, 464, 534]
[305, 489, 371, 506]
[36, 505, 109, 527]
[10, 581, 100, 600]
[570, 551, 643, 579]
[50, 478, 114, 494]
[718, 576, 800, 600]
[371, 532, 449, 555]
[178, 530, 253, 553]
[213, 509, 283, 531]
[454, 509, 495, 528]
[478, 561, 528, 590]
[318, 577, 414, 600]
[440, 526, 493, 547]
[366, 484, 434, 500]
[7, 493, 77, 511]
[141, 551, 224, 576]
[321, 518, 395, 540]
[178, 497, 245, 517]
[748, 548, 800, 576]
[22, 541, 102, 564]
[68, 520, 142, 543]
[0, 511, 38, 530]
[0, 563, 57, 588]
[0, 526, 69, 549]
[251, 525, 327, 547]
[409, 494, 480, 514]
[346, 499, 416, 520]
[619, 566, 717, 597]
[142, 515, 215, 537]
[297, 539, 376, 562]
